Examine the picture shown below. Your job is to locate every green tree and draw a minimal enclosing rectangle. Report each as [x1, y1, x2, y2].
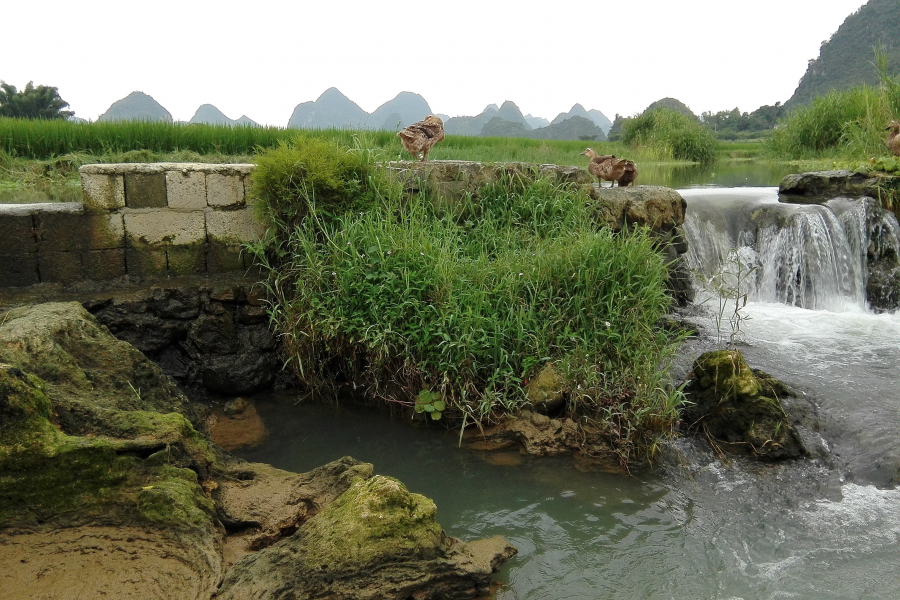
[0, 81, 74, 120]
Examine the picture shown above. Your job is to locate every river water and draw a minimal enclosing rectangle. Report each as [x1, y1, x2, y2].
[235, 170, 900, 599]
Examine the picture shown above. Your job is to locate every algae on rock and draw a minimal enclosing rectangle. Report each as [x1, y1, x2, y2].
[681, 350, 807, 460]
[218, 474, 517, 600]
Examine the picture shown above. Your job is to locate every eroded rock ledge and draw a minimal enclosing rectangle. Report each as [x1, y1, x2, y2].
[0, 302, 515, 600]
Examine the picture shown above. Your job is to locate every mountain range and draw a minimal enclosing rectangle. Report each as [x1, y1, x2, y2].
[93, 88, 612, 141]
[91, 0, 900, 138]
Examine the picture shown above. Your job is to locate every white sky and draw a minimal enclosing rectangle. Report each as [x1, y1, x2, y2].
[4, 0, 868, 126]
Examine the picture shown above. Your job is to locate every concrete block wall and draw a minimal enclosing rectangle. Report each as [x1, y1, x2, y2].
[0, 163, 266, 288]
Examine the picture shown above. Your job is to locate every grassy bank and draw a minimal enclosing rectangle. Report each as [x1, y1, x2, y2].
[248, 135, 686, 465]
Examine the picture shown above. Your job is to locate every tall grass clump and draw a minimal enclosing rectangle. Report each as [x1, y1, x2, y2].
[249, 135, 686, 465]
[621, 109, 718, 163]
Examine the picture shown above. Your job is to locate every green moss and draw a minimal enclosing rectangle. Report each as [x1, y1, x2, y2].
[0, 363, 219, 529]
[683, 350, 806, 459]
[693, 350, 762, 402]
[0, 365, 54, 443]
[298, 475, 445, 572]
[0, 434, 135, 525]
[135, 465, 217, 530]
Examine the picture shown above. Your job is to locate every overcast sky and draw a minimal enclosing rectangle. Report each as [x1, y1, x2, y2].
[4, 0, 868, 126]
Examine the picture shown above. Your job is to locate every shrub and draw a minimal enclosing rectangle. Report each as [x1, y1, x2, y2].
[621, 109, 718, 163]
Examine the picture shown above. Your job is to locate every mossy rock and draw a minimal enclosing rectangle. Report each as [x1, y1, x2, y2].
[0, 362, 219, 531]
[217, 473, 516, 600]
[298, 475, 444, 572]
[0, 302, 201, 434]
[681, 350, 806, 460]
[526, 363, 565, 414]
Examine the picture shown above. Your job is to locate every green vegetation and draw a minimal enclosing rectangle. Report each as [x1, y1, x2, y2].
[620, 108, 719, 163]
[0, 81, 73, 120]
[767, 48, 900, 161]
[249, 135, 685, 464]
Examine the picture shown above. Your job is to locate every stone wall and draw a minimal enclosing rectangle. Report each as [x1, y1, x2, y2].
[0, 163, 265, 288]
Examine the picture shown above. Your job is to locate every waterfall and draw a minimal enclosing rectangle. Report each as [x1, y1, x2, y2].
[681, 188, 900, 313]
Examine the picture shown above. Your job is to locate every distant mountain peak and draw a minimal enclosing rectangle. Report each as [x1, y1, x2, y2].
[98, 91, 172, 123]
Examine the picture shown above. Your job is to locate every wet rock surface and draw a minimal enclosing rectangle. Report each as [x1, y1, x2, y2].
[84, 282, 281, 396]
[680, 350, 807, 460]
[778, 170, 900, 203]
[208, 399, 269, 451]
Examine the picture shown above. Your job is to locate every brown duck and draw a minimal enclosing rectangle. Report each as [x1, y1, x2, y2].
[887, 120, 900, 156]
[397, 115, 445, 161]
[580, 148, 638, 187]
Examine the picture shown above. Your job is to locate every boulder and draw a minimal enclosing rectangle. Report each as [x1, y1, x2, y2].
[214, 457, 373, 552]
[778, 170, 899, 203]
[681, 350, 807, 460]
[526, 363, 566, 414]
[217, 474, 517, 600]
[0, 301, 203, 432]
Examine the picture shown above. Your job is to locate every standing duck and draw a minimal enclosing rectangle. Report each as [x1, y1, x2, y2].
[580, 148, 638, 187]
[397, 115, 445, 161]
[887, 120, 900, 156]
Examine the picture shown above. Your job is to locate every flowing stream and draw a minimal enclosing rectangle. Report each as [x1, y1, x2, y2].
[235, 184, 900, 599]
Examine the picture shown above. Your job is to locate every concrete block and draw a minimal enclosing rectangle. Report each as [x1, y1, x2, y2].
[166, 169, 208, 209]
[207, 173, 245, 207]
[81, 171, 125, 211]
[207, 243, 246, 273]
[82, 248, 127, 280]
[206, 207, 266, 244]
[37, 211, 125, 251]
[126, 246, 168, 278]
[124, 210, 207, 246]
[125, 171, 167, 208]
[0, 252, 40, 287]
[166, 245, 207, 276]
[38, 251, 83, 284]
[0, 209, 35, 253]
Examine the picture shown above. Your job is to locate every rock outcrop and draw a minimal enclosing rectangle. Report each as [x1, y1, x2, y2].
[778, 170, 900, 203]
[588, 184, 692, 304]
[217, 474, 517, 600]
[0, 302, 516, 599]
[680, 350, 807, 460]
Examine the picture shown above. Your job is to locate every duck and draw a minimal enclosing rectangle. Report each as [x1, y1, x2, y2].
[887, 120, 900, 156]
[580, 148, 638, 187]
[397, 115, 445, 161]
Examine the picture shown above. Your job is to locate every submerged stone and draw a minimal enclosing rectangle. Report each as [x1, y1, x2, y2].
[681, 350, 807, 460]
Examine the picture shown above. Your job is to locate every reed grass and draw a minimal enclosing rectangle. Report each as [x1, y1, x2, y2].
[248, 135, 686, 465]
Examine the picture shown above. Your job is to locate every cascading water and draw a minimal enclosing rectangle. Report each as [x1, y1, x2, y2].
[682, 187, 900, 312]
